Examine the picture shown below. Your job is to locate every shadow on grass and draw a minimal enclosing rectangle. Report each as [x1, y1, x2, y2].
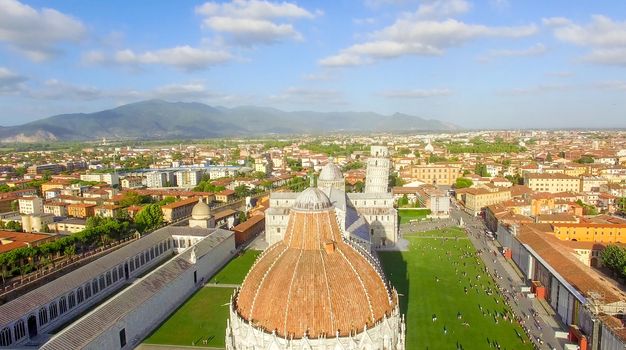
[378, 251, 409, 316]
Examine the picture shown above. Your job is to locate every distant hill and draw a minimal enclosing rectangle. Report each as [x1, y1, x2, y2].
[0, 100, 460, 141]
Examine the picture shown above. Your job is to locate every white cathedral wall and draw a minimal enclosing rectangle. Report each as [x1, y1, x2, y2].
[73, 235, 236, 350]
[226, 303, 405, 350]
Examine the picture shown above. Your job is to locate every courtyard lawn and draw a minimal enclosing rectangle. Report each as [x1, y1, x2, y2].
[379, 229, 532, 350]
[408, 226, 467, 238]
[143, 250, 261, 347]
[209, 249, 261, 285]
[143, 287, 234, 347]
[398, 208, 431, 224]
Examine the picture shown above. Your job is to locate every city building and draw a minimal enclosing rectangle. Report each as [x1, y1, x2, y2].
[524, 173, 581, 194]
[17, 196, 44, 215]
[266, 147, 398, 247]
[174, 170, 202, 188]
[400, 163, 462, 186]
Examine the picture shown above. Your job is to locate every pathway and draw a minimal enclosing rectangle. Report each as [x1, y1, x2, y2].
[203, 283, 240, 288]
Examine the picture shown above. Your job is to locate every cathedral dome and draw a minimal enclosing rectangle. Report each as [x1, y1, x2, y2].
[191, 198, 211, 220]
[233, 190, 397, 339]
[292, 187, 332, 211]
[318, 162, 343, 182]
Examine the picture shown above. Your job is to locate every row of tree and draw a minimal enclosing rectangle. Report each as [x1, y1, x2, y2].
[0, 216, 134, 282]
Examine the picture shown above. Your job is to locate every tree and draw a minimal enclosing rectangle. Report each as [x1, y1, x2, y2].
[455, 178, 473, 189]
[388, 173, 405, 187]
[134, 204, 163, 233]
[10, 200, 18, 212]
[546, 153, 553, 162]
[575, 156, 594, 164]
[474, 163, 490, 177]
[397, 194, 409, 207]
[238, 211, 247, 223]
[234, 185, 251, 199]
[601, 245, 626, 277]
[119, 191, 151, 207]
[353, 181, 364, 193]
[5, 221, 22, 232]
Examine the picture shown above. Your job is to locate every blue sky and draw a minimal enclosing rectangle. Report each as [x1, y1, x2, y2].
[1, 0, 626, 129]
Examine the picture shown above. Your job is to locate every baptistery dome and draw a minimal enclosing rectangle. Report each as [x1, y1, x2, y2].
[317, 162, 345, 192]
[226, 187, 405, 349]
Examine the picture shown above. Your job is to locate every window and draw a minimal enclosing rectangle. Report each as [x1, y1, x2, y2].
[84, 284, 92, 299]
[130, 259, 135, 272]
[106, 271, 112, 286]
[150, 248, 155, 260]
[118, 265, 124, 278]
[119, 328, 127, 348]
[135, 256, 140, 268]
[92, 279, 99, 294]
[38, 308, 48, 326]
[140, 253, 145, 265]
[112, 269, 118, 283]
[77, 288, 84, 304]
[99, 276, 105, 290]
[13, 320, 25, 341]
[68, 292, 76, 309]
[59, 296, 67, 314]
[49, 302, 58, 320]
[0, 327, 11, 347]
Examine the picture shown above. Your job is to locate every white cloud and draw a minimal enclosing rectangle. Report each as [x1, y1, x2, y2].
[302, 72, 335, 81]
[353, 17, 377, 26]
[27, 79, 103, 100]
[152, 83, 220, 100]
[414, 0, 471, 19]
[500, 83, 572, 96]
[84, 46, 232, 71]
[0, 0, 86, 61]
[545, 15, 626, 67]
[595, 80, 626, 91]
[0, 67, 27, 93]
[195, 0, 317, 45]
[478, 43, 547, 62]
[583, 48, 626, 66]
[379, 88, 452, 98]
[320, 18, 537, 67]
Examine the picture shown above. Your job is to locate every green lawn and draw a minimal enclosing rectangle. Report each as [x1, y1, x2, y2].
[379, 229, 532, 350]
[407, 227, 467, 238]
[143, 287, 234, 347]
[209, 249, 261, 284]
[398, 208, 431, 224]
[143, 250, 261, 347]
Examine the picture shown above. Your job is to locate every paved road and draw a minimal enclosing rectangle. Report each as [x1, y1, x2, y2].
[448, 205, 566, 350]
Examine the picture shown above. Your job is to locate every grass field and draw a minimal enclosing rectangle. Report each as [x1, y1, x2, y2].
[209, 250, 261, 284]
[379, 229, 532, 350]
[408, 227, 467, 238]
[143, 250, 261, 347]
[398, 208, 431, 224]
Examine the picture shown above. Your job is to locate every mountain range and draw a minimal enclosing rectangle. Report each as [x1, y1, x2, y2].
[0, 100, 460, 142]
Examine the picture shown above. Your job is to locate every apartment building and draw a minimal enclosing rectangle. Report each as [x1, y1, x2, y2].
[18, 196, 44, 215]
[524, 173, 581, 194]
[401, 163, 462, 186]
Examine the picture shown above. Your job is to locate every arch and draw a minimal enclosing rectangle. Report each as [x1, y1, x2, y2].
[38, 307, 48, 326]
[68, 291, 76, 309]
[13, 320, 26, 341]
[92, 279, 99, 294]
[49, 301, 58, 320]
[27, 315, 37, 338]
[77, 287, 84, 304]
[84, 283, 92, 299]
[59, 296, 67, 314]
[0, 327, 11, 347]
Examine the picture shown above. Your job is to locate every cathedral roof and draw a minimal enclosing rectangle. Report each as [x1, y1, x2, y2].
[191, 198, 211, 220]
[319, 162, 344, 182]
[292, 187, 333, 211]
[234, 188, 397, 339]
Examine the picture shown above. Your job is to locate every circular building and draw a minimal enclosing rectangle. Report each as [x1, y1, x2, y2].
[226, 187, 405, 349]
[317, 162, 345, 192]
